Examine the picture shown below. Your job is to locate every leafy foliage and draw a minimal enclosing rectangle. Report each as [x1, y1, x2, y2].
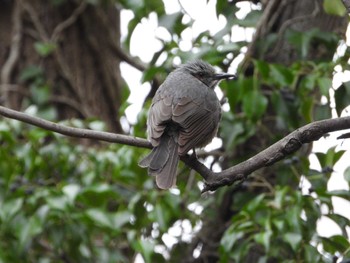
[1, 0, 350, 262]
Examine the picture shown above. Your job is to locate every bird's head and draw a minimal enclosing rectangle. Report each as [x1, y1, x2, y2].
[180, 60, 236, 89]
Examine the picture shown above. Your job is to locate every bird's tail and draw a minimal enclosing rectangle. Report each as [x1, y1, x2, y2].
[138, 132, 179, 189]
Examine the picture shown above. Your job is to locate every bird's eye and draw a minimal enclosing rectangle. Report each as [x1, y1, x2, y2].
[197, 72, 204, 77]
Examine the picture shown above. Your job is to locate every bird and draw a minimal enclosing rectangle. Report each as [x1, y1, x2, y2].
[139, 60, 236, 189]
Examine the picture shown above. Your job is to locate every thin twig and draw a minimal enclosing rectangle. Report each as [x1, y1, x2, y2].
[22, 1, 79, 100]
[0, 0, 23, 107]
[22, 1, 50, 41]
[51, 0, 88, 43]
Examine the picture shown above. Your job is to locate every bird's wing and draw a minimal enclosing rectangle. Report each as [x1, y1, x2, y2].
[172, 96, 220, 155]
[147, 79, 220, 155]
[147, 93, 173, 146]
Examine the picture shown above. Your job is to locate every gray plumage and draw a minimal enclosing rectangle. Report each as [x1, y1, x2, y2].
[139, 60, 236, 189]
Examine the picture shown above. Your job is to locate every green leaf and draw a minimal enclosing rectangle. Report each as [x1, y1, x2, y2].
[327, 190, 350, 199]
[221, 228, 245, 252]
[254, 60, 270, 81]
[322, 235, 350, 254]
[334, 82, 350, 117]
[307, 172, 328, 190]
[77, 184, 117, 207]
[111, 211, 132, 228]
[245, 194, 266, 213]
[286, 206, 302, 233]
[154, 203, 166, 230]
[243, 89, 268, 120]
[300, 74, 316, 91]
[216, 0, 228, 15]
[304, 244, 322, 262]
[287, 29, 338, 59]
[134, 239, 155, 263]
[62, 184, 80, 203]
[142, 66, 161, 83]
[236, 10, 262, 27]
[34, 42, 57, 57]
[85, 208, 113, 229]
[225, 76, 247, 110]
[300, 96, 313, 122]
[326, 214, 350, 236]
[158, 12, 181, 33]
[315, 146, 346, 169]
[287, 30, 311, 59]
[218, 43, 241, 53]
[271, 186, 289, 209]
[0, 198, 23, 221]
[19, 66, 43, 81]
[314, 104, 332, 121]
[344, 166, 350, 183]
[220, 115, 245, 149]
[283, 232, 302, 251]
[323, 0, 347, 16]
[124, 17, 140, 49]
[19, 216, 43, 250]
[317, 77, 332, 97]
[254, 230, 272, 252]
[30, 84, 50, 105]
[269, 64, 294, 86]
[46, 196, 69, 211]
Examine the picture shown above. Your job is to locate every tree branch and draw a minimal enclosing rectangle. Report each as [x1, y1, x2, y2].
[0, 0, 23, 107]
[200, 117, 350, 192]
[0, 105, 349, 193]
[0, 105, 151, 148]
[51, 0, 88, 43]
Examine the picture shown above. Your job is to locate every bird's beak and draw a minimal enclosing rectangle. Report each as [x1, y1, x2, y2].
[213, 73, 237, 80]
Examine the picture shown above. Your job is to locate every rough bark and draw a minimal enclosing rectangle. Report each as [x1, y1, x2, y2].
[0, 0, 123, 133]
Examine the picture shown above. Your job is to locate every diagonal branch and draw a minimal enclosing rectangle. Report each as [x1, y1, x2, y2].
[51, 0, 88, 43]
[199, 117, 350, 192]
[0, 105, 350, 193]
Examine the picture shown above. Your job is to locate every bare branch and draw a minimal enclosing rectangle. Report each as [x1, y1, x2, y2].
[22, 1, 77, 92]
[338, 132, 350, 139]
[22, 1, 50, 41]
[0, 105, 349, 193]
[0, 105, 151, 148]
[200, 117, 350, 192]
[0, 0, 23, 107]
[51, 1, 88, 43]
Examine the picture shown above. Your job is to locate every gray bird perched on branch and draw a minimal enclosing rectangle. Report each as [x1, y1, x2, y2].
[139, 60, 236, 189]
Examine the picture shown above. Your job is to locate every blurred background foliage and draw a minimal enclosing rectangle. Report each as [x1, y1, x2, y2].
[0, 0, 350, 262]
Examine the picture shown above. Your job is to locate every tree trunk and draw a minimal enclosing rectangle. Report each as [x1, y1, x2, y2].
[0, 0, 123, 133]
